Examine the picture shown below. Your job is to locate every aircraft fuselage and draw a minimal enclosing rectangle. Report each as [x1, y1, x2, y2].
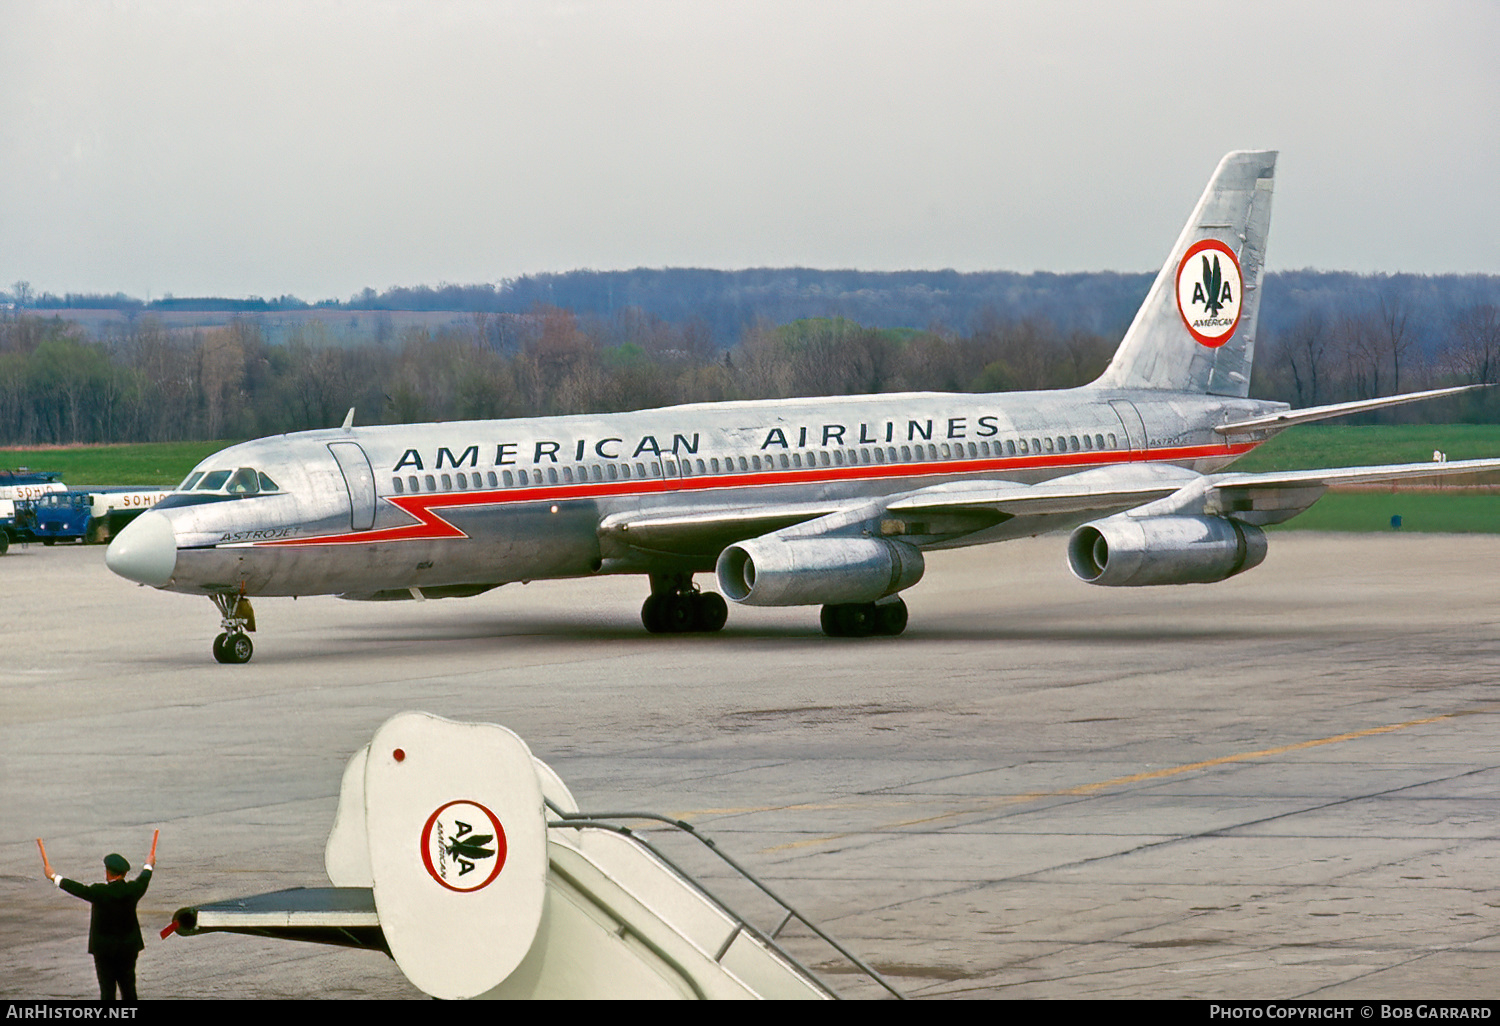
[132, 386, 1283, 600]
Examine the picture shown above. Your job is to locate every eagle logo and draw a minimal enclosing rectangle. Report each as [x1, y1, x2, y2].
[1175, 239, 1243, 348]
[421, 800, 508, 892]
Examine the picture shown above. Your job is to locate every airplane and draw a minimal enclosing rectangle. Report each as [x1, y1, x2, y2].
[105, 150, 1500, 663]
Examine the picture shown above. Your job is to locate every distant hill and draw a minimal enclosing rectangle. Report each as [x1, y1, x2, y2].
[14, 269, 1500, 353]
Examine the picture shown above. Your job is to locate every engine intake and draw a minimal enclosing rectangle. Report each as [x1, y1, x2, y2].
[716, 536, 924, 606]
[1067, 514, 1267, 587]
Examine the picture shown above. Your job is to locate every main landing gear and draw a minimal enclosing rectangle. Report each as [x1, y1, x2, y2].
[211, 592, 257, 664]
[641, 573, 729, 634]
[820, 597, 908, 638]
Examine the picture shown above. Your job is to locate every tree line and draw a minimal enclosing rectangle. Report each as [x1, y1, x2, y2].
[2, 285, 1497, 448]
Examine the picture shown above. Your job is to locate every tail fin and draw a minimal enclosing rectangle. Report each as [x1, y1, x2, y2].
[1092, 150, 1276, 397]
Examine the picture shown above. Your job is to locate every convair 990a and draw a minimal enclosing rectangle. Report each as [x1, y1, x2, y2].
[106, 151, 1499, 663]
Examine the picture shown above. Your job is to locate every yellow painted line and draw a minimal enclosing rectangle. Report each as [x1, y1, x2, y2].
[757, 708, 1489, 853]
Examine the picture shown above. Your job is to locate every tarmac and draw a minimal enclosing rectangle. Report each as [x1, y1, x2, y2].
[2, 530, 1498, 1000]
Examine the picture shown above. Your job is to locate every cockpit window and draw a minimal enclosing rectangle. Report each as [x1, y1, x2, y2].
[175, 467, 280, 500]
[226, 468, 260, 495]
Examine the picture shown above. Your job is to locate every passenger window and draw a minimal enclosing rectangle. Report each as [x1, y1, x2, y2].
[1108, 433, 1118, 448]
[1044, 438, 1054, 453]
[1031, 438, 1041, 453]
[392, 477, 403, 494]
[637, 462, 648, 477]
[487, 472, 497, 487]
[425, 474, 436, 491]
[502, 471, 514, 487]
[455, 474, 468, 490]
[1097, 434, 1106, 449]
[872, 448, 884, 464]
[738, 457, 748, 472]
[607, 465, 618, 481]
[1083, 435, 1092, 450]
[1069, 436, 1079, 451]
[833, 450, 844, 466]
[562, 467, 574, 483]
[439, 473, 451, 490]
[591, 465, 603, 482]
[860, 448, 870, 463]
[698, 459, 708, 474]
[408, 475, 419, 492]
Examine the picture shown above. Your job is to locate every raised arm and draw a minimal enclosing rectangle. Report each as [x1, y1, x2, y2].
[37, 838, 54, 881]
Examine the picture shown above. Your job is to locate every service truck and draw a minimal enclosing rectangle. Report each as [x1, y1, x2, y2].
[22, 487, 174, 546]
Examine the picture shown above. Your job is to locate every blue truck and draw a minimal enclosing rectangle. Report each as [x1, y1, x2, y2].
[19, 487, 175, 547]
[0, 469, 66, 555]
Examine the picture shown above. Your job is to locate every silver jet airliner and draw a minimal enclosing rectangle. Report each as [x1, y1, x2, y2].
[107, 151, 1498, 662]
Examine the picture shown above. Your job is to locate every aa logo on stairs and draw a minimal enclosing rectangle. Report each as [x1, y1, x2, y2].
[421, 799, 509, 892]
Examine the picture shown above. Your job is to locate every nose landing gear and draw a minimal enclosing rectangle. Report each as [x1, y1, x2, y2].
[211, 593, 257, 664]
[641, 573, 729, 634]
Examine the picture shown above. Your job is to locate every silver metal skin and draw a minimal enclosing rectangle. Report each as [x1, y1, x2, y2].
[105, 151, 1500, 652]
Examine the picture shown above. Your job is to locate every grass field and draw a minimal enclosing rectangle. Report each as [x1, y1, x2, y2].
[4, 424, 1500, 531]
[0, 441, 235, 487]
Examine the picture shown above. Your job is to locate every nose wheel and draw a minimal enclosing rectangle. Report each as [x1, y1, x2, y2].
[210, 593, 257, 664]
[213, 631, 254, 664]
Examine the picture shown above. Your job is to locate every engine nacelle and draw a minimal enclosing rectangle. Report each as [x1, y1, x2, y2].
[1067, 514, 1267, 587]
[716, 536, 924, 606]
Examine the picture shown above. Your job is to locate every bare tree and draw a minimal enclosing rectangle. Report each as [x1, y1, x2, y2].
[1442, 304, 1500, 384]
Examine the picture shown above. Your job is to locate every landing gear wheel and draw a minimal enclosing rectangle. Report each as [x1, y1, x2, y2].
[213, 632, 253, 664]
[821, 598, 908, 638]
[641, 575, 729, 634]
[693, 592, 728, 632]
[210, 593, 257, 663]
[875, 597, 909, 636]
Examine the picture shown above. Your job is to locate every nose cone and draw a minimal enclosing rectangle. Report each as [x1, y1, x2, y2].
[106, 511, 178, 587]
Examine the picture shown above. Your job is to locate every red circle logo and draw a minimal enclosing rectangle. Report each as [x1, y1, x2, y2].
[1176, 239, 1243, 348]
[420, 800, 508, 892]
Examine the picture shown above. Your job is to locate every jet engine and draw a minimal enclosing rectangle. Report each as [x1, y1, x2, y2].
[716, 536, 924, 606]
[1067, 514, 1267, 587]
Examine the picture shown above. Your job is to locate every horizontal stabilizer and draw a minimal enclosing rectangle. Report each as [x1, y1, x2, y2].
[1214, 385, 1491, 435]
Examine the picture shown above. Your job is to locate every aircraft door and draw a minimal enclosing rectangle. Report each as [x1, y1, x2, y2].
[1107, 400, 1149, 455]
[328, 442, 377, 531]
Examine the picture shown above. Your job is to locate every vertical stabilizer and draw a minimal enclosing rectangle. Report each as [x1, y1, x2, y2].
[1092, 150, 1276, 396]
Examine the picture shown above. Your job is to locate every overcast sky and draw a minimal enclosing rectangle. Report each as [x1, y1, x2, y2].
[2, 1, 1496, 301]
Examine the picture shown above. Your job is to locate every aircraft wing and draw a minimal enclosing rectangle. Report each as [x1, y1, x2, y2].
[602, 457, 1500, 559]
[599, 500, 854, 557]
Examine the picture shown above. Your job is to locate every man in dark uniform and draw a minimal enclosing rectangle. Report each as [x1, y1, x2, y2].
[38, 832, 157, 1001]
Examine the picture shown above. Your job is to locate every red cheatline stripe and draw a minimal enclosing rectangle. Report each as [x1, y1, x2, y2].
[255, 441, 1257, 548]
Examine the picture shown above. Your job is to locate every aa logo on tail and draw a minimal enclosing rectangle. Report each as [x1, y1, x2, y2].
[1175, 239, 1243, 348]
